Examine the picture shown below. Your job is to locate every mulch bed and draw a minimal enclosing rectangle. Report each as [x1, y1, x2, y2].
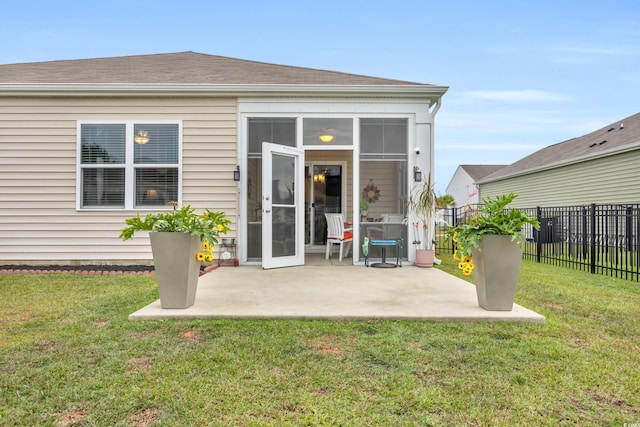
[0, 263, 222, 276]
[0, 264, 156, 275]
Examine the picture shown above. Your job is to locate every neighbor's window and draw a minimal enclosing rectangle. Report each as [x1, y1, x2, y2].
[79, 122, 180, 209]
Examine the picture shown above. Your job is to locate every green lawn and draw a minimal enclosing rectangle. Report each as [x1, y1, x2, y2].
[1, 259, 639, 426]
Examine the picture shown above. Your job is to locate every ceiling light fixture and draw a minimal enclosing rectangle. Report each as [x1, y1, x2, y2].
[319, 134, 334, 143]
[134, 130, 150, 145]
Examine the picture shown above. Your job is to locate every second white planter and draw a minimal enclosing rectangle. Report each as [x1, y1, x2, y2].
[471, 235, 522, 311]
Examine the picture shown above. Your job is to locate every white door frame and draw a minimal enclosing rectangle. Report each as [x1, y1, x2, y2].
[305, 160, 348, 252]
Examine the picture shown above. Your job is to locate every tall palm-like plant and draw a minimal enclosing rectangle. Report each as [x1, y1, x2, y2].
[407, 174, 437, 250]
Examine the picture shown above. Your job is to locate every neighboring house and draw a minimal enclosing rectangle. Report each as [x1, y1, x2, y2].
[0, 51, 448, 268]
[476, 112, 640, 208]
[445, 164, 505, 206]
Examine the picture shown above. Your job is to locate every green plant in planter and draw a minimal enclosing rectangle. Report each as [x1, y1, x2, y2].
[120, 204, 231, 262]
[360, 196, 369, 212]
[447, 193, 539, 275]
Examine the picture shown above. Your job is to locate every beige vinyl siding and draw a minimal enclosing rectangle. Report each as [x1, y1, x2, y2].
[479, 149, 640, 208]
[0, 97, 238, 264]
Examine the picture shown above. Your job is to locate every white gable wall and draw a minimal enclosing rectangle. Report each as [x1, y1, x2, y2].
[446, 166, 478, 206]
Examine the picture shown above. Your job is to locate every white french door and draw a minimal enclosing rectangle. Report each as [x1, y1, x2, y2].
[261, 142, 305, 269]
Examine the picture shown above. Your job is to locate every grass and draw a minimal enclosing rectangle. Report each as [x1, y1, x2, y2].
[1, 261, 639, 426]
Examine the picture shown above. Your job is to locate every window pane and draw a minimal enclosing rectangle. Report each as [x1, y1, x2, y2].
[303, 118, 353, 146]
[247, 158, 262, 260]
[134, 124, 179, 164]
[135, 168, 179, 207]
[359, 160, 408, 261]
[81, 124, 125, 164]
[360, 118, 407, 159]
[81, 168, 125, 207]
[248, 118, 296, 156]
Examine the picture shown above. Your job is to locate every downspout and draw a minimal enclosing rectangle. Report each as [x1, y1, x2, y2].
[428, 98, 442, 183]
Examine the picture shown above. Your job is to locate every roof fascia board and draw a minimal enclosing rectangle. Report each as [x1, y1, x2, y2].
[477, 140, 640, 184]
[0, 83, 449, 99]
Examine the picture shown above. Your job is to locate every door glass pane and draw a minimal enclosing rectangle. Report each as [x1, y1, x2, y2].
[272, 153, 296, 257]
[272, 206, 296, 257]
[305, 166, 312, 245]
[312, 165, 342, 245]
[272, 154, 295, 205]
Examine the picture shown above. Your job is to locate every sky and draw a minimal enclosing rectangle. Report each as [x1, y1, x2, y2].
[2, 0, 639, 193]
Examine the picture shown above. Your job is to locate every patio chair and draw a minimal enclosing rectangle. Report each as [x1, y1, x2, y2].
[367, 213, 405, 240]
[325, 213, 353, 262]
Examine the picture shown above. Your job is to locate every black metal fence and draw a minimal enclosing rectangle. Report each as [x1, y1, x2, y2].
[434, 203, 640, 282]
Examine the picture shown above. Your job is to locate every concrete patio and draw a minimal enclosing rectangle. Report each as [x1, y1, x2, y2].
[129, 254, 545, 323]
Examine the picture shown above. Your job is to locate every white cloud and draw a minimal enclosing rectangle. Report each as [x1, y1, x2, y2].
[462, 89, 570, 102]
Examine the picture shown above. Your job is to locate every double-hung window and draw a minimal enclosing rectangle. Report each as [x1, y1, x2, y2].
[78, 122, 181, 209]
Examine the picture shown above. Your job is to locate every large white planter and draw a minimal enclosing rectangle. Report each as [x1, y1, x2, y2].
[471, 235, 522, 311]
[149, 232, 201, 309]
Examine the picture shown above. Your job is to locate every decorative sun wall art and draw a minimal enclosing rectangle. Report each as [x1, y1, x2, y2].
[362, 180, 380, 204]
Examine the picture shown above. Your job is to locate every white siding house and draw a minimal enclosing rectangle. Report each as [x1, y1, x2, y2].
[0, 52, 448, 267]
[445, 164, 505, 206]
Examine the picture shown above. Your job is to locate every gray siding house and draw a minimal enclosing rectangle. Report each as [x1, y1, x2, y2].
[477, 112, 640, 208]
[0, 52, 448, 268]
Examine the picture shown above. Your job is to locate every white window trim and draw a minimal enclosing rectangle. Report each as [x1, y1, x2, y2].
[76, 120, 183, 211]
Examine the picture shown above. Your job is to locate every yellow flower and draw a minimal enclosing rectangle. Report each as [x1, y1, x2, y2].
[462, 266, 473, 276]
[205, 254, 213, 262]
[462, 256, 472, 265]
[453, 250, 460, 261]
[216, 224, 224, 232]
[452, 232, 458, 243]
[196, 253, 206, 261]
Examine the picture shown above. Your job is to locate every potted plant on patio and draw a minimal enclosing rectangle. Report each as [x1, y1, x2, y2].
[407, 174, 438, 267]
[447, 193, 539, 310]
[360, 195, 369, 222]
[120, 203, 231, 309]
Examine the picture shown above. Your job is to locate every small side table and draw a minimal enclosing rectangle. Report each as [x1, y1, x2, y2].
[368, 239, 403, 268]
[219, 238, 238, 267]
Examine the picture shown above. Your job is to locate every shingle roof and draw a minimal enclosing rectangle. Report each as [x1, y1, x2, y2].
[479, 112, 640, 183]
[0, 51, 434, 86]
[459, 164, 506, 181]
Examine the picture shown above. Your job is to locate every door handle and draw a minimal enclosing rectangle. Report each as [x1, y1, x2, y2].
[265, 210, 271, 213]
